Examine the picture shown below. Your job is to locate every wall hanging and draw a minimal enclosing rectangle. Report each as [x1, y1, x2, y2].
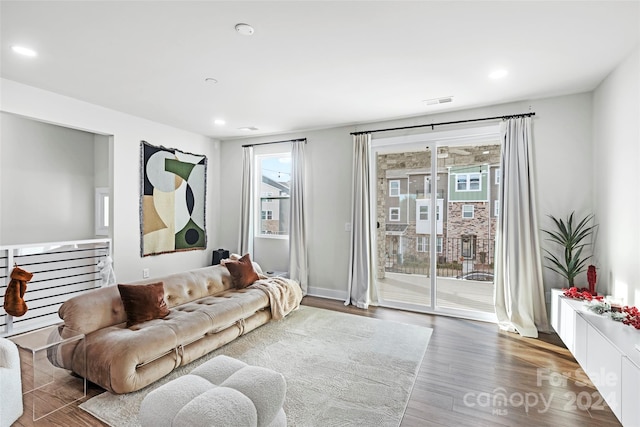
[140, 141, 207, 256]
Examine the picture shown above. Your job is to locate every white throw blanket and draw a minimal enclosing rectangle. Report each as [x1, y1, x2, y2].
[250, 275, 303, 320]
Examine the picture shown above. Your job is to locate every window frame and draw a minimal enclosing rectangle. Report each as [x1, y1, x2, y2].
[256, 151, 291, 239]
[389, 180, 400, 197]
[417, 236, 428, 253]
[455, 172, 482, 192]
[389, 207, 400, 222]
[95, 187, 109, 236]
[462, 204, 475, 219]
[419, 205, 429, 221]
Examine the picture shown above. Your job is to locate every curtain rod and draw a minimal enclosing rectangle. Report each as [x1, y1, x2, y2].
[242, 138, 307, 148]
[350, 112, 536, 136]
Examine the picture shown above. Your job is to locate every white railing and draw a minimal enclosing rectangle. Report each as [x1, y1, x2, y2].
[0, 238, 112, 337]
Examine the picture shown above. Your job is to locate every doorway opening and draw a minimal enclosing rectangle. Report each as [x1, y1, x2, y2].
[372, 127, 500, 322]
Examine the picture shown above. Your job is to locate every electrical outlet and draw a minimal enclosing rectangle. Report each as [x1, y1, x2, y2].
[344, 222, 352, 232]
[143, 268, 150, 278]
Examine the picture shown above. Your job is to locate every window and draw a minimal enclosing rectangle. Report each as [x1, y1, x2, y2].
[95, 187, 109, 236]
[258, 153, 291, 237]
[389, 180, 400, 197]
[462, 205, 474, 219]
[494, 200, 500, 217]
[417, 236, 442, 253]
[419, 205, 428, 221]
[389, 207, 400, 221]
[495, 168, 500, 185]
[456, 173, 481, 191]
[417, 236, 428, 252]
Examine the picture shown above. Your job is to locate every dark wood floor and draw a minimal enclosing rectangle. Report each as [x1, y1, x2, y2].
[14, 296, 622, 426]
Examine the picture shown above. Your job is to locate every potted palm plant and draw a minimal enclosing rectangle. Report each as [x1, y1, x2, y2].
[542, 212, 597, 287]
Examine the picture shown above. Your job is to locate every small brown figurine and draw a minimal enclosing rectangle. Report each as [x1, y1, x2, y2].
[3, 266, 33, 317]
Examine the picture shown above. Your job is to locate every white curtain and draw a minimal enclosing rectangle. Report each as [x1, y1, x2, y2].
[238, 146, 254, 255]
[345, 133, 378, 308]
[289, 140, 308, 295]
[494, 117, 549, 338]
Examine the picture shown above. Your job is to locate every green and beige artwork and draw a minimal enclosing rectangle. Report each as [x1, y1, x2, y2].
[140, 141, 207, 256]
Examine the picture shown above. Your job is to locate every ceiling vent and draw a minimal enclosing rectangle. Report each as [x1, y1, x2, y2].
[423, 96, 454, 106]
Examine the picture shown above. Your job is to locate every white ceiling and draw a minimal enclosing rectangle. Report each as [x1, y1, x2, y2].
[1, 1, 639, 139]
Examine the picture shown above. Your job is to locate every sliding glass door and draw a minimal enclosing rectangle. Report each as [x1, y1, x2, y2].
[373, 128, 500, 321]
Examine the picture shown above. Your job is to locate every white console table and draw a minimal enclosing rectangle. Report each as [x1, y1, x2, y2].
[551, 289, 640, 426]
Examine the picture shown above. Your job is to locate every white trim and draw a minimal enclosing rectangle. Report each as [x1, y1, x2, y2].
[389, 207, 400, 221]
[389, 179, 400, 197]
[419, 204, 428, 221]
[455, 172, 482, 192]
[255, 151, 292, 238]
[379, 297, 498, 323]
[0, 238, 111, 251]
[417, 236, 428, 252]
[95, 187, 110, 236]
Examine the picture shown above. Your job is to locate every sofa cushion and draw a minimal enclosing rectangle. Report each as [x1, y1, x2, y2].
[118, 282, 170, 327]
[223, 254, 259, 289]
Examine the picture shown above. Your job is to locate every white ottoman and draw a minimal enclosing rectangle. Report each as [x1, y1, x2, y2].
[139, 355, 286, 427]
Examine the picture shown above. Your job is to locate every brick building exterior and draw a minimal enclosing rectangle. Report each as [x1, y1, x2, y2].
[377, 144, 500, 278]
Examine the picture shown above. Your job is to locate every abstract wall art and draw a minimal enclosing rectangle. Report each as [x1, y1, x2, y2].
[140, 141, 207, 256]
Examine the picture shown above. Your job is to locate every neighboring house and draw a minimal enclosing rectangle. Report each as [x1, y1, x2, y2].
[259, 176, 290, 236]
[379, 146, 501, 276]
[446, 164, 499, 269]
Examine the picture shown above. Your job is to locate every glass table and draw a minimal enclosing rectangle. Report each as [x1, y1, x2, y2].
[10, 324, 86, 421]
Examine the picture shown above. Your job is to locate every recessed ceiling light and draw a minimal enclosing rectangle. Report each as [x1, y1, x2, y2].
[214, 119, 226, 126]
[238, 126, 259, 131]
[482, 151, 490, 154]
[235, 23, 254, 36]
[489, 69, 508, 79]
[11, 45, 37, 57]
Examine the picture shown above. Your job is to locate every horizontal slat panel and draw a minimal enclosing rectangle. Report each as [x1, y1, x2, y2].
[1, 239, 111, 337]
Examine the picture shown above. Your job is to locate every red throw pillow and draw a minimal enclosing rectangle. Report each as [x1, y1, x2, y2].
[117, 282, 170, 327]
[224, 253, 260, 289]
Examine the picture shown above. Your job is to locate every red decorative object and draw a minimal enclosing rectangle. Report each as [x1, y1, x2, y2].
[563, 286, 640, 331]
[587, 265, 597, 294]
[563, 286, 603, 301]
[622, 306, 640, 330]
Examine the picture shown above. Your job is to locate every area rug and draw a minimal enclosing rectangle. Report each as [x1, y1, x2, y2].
[80, 306, 432, 427]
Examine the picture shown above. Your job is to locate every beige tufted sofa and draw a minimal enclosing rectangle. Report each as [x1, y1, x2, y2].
[52, 263, 300, 394]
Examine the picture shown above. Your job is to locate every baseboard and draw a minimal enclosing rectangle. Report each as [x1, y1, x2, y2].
[306, 286, 347, 301]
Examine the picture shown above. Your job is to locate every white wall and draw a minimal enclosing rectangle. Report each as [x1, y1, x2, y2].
[592, 46, 640, 307]
[0, 78, 221, 283]
[1, 76, 605, 304]
[0, 112, 96, 243]
[220, 93, 595, 300]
